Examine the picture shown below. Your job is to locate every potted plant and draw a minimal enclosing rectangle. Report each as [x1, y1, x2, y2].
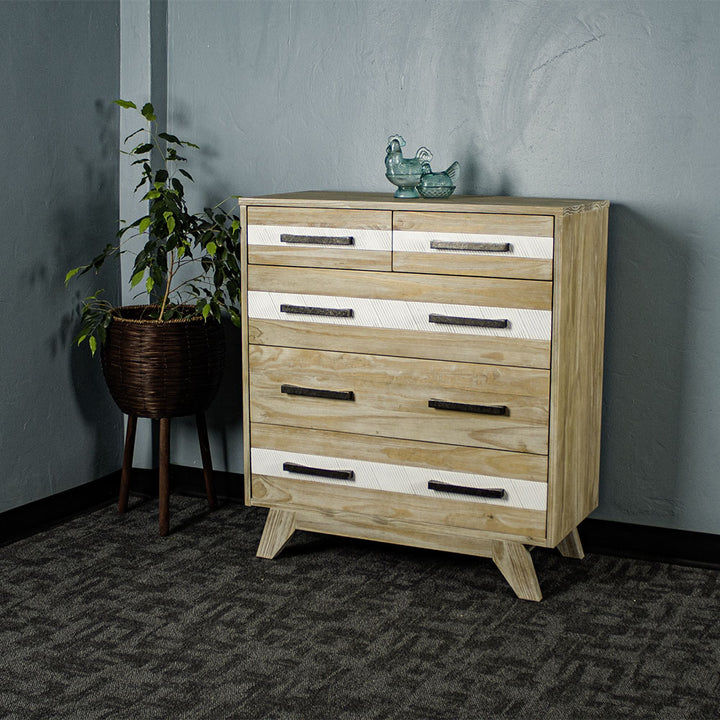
[66, 99, 242, 534]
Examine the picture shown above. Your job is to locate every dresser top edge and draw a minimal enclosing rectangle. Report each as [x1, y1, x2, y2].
[237, 191, 609, 216]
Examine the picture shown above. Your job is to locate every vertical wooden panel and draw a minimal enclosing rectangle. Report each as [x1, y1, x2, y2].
[546, 205, 609, 546]
[240, 202, 252, 506]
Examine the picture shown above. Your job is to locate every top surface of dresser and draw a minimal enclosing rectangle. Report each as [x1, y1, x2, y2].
[239, 190, 608, 215]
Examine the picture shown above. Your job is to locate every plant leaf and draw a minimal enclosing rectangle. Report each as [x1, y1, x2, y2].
[64, 267, 80, 285]
[141, 103, 156, 122]
[146, 276, 154, 293]
[202, 303, 211, 320]
[206, 241, 217, 256]
[115, 99, 137, 109]
[178, 168, 194, 181]
[138, 216, 152, 234]
[163, 211, 176, 234]
[130, 270, 145, 287]
[158, 132, 183, 146]
[89, 336, 98, 357]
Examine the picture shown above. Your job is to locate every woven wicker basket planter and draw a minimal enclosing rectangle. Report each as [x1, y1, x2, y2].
[100, 305, 225, 419]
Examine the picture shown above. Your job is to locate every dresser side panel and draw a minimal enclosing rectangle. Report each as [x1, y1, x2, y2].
[240, 202, 252, 505]
[547, 206, 608, 545]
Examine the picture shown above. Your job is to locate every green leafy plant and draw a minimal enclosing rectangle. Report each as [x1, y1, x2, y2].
[66, 99, 242, 355]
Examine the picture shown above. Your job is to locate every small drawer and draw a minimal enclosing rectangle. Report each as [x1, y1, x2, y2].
[247, 206, 392, 270]
[393, 211, 554, 280]
[249, 345, 550, 455]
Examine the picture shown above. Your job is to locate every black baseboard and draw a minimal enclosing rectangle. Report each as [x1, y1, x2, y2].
[0, 465, 244, 548]
[0, 470, 121, 547]
[579, 518, 720, 570]
[2, 471, 718, 570]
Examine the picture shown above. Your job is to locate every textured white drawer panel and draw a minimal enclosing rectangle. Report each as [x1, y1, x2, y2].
[252, 448, 547, 511]
[248, 224, 391, 252]
[248, 291, 551, 341]
[393, 230, 553, 259]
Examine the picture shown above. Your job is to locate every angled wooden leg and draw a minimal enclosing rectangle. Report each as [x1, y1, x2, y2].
[118, 414, 137, 514]
[492, 540, 542, 601]
[158, 417, 171, 536]
[257, 509, 296, 559]
[557, 527, 585, 559]
[196, 413, 217, 510]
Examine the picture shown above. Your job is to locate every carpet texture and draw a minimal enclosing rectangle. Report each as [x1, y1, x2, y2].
[0, 495, 718, 719]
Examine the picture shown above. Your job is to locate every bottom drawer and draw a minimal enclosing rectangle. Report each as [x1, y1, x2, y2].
[252, 447, 546, 511]
[249, 434, 548, 541]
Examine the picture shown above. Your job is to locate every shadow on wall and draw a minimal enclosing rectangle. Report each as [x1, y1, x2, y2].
[60, 100, 124, 476]
[597, 204, 689, 526]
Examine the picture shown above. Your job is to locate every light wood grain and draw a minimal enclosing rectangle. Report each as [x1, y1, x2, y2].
[239, 191, 609, 216]
[248, 318, 551, 369]
[247, 206, 392, 229]
[288, 508, 497, 559]
[491, 540, 542, 601]
[256, 508, 297, 558]
[546, 205, 608, 546]
[247, 246, 392, 271]
[239, 203, 252, 506]
[393, 211, 554, 236]
[249, 345, 550, 455]
[248, 265, 553, 312]
[251, 424, 549, 483]
[556, 527, 584, 559]
[251, 474, 547, 541]
[393, 252, 553, 281]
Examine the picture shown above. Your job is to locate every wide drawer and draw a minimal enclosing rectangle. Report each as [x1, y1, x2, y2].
[252, 447, 547, 510]
[393, 211, 554, 280]
[247, 266, 552, 367]
[249, 345, 550, 454]
[247, 206, 392, 270]
[248, 291, 551, 342]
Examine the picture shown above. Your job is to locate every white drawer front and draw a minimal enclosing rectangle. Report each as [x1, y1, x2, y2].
[248, 224, 391, 253]
[393, 230, 553, 259]
[248, 291, 551, 341]
[252, 448, 547, 511]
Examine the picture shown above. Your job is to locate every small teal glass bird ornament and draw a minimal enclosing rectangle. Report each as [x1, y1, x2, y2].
[418, 161, 459, 199]
[385, 135, 433, 198]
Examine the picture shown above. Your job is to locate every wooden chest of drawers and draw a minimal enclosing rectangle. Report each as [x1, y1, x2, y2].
[239, 191, 609, 600]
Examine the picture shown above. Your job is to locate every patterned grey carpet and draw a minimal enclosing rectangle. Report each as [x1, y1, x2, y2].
[1, 495, 718, 720]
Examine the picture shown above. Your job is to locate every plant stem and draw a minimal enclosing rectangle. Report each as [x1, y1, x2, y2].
[158, 250, 175, 321]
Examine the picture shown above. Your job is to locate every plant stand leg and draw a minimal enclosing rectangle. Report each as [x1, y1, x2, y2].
[158, 417, 171, 536]
[257, 509, 296, 559]
[491, 540, 542, 601]
[196, 413, 217, 510]
[118, 414, 137, 514]
[557, 527, 585, 559]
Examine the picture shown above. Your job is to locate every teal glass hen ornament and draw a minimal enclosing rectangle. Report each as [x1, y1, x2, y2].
[418, 161, 459, 199]
[385, 135, 433, 198]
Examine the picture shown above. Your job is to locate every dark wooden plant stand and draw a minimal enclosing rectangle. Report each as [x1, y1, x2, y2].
[118, 413, 218, 536]
[101, 305, 226, 536]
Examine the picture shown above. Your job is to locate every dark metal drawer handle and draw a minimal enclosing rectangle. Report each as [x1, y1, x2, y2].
[428, 398, 508, 416]
[280, 303, 354, 318]
[430, 240, 511, 253]
[428, 479, 506, 499]
[429, 313, 509, 329]
[281, 384, 355, 402]
[283, 461, 355, 481]
[280, 233, 355, 246]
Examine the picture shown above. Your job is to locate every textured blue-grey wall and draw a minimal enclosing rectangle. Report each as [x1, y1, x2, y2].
[156, 0, 719, 534]
[0, 1, 122, 512]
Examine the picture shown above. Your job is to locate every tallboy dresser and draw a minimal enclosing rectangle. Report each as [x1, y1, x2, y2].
[239, 191, 608, 601]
